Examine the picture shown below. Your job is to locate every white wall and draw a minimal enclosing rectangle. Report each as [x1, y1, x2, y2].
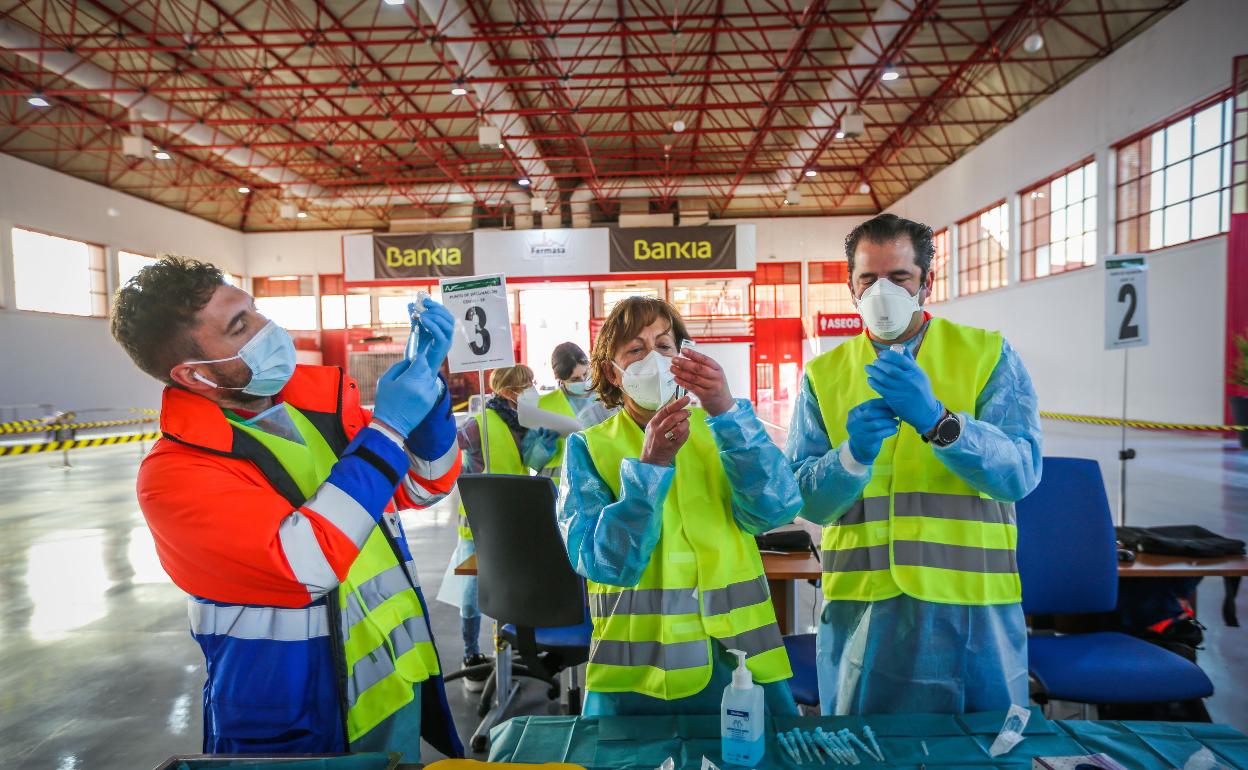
[0, 154, 245, 411]
[886, 0, 1244, 424]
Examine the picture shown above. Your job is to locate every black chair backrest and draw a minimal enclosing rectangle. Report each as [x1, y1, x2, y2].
[458, 474, 585, 628]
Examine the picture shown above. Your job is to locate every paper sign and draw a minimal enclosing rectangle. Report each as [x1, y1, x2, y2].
[439, 274, 515, 373]
[1105, 256, 1148, 350]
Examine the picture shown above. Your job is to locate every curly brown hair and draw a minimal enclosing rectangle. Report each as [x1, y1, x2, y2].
[109, 256, 227, 384]
[590, 296, 689, 409]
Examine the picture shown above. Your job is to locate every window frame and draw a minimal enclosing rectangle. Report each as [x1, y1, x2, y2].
[955, 199, 1010, 297]
[1113, 88, 1235, 254]
[1018, 156, 1098, 281]
[929, 228, 951, 303]
[10, 225, 108, 318]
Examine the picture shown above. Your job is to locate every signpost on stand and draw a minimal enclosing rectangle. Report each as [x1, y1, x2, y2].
[1105, 256, 1149, 525]
[439, 274, 515, 472]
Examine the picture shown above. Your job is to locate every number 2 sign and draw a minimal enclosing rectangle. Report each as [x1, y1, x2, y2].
[1105, 256, 1148, 350]
[439, 273, 516, 373]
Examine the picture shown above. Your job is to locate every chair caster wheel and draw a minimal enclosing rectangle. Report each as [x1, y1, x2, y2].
[471, 735, 489, 753]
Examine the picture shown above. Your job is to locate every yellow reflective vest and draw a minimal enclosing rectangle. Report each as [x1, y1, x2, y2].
[232, 404, 439, 743]
[804, 317, 1021, 606]
[457, 409, 526, 541]
[538, 388, 578, 476]
[580, 408, 791, 700]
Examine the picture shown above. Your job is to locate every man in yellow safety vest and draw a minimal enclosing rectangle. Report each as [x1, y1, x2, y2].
[789, 213, 1042, 715]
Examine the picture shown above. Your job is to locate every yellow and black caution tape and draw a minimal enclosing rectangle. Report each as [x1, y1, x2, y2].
[1040, 411, 1247, 432]
[0, 416, 157, 435]
[0, 407, 156, 432]
[0, 431, 160, 457]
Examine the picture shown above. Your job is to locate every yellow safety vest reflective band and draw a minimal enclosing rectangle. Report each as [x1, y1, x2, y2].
[232, 404, 439, 742]
[457, 409, 526, 541]
[805, 317, 1021, 606]
[581, 409, 791, 700]
[538, 388, 578, 476]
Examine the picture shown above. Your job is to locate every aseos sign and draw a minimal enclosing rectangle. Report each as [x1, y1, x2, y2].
[816, 313, 863, 336]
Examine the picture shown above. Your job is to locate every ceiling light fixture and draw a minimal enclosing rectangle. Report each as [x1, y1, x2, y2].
[297, 211, 308, 218]
[804, 169, 817, 178]
[451, 81, 468, 96]
[1023, 33, 1045, 53]
[858, 182, 872, 194]
[238, 186, 251, 194]
[382, 0, 405, 5]
[834, 130, 846, 140]
[154, 150, 171, 160]
[881, 67, 901, 82]
[518, 178, 531, 187]
[672, 120, 686, 133]
[27, 93, 50, 108]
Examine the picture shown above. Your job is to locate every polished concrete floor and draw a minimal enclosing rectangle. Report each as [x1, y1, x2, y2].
[0, 418, 1244, 768]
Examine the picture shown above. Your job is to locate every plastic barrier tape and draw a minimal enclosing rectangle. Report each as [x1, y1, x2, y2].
[0, 417, 157, 435]
[0, 432, 160, 457]
[1040, 411, 1246, 432]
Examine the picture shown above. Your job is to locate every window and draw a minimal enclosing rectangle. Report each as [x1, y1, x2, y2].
[601, 286, 660, 316]
[12, 227, 107, 316]
[929, 229, 951, 302]
[668, 280, 747, 318]
[253, 275, 317, 330]
[224, 272, 242, 288]
[956, 201, 1010, 296]
[754, 262, 801, 318]
[807, 261, 853, 314]
[117, 250, 158, 288]
[1020, 159, 1098, 279]
[1115, 94, 1234, 252]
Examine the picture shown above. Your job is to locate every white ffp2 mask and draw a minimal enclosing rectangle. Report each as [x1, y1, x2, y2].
[855, 278, 922, 340]
[613, 350, 677, 410]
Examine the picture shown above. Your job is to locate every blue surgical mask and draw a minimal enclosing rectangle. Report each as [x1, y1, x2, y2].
[564, 380, 590, 396]
[186, 321, 297, 396]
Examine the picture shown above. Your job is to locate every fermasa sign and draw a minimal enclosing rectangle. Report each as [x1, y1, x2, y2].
[373, 232, 474, 279]
[816, 313, 863, 336]
[609, 226, 736, 272]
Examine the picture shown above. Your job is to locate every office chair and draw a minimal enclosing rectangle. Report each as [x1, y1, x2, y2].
[448, 474, 591, 752]
[782, 633, 820, 712]
[1017, 457, 1213, 717]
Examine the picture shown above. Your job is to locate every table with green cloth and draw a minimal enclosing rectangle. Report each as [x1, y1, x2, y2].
[487, 711, 1248, 770]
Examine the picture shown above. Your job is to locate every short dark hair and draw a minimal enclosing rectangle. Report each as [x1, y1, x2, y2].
[844, 213, 935, 280]
[110, 256, 226, 384]
[551, 342, 588, 381]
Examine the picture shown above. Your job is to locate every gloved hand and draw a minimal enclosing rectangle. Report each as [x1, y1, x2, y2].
[845, 398, 900, 466]
[408, 297, 455, 373]
[372, 356, 441, 438]
[865, 348, 944, 434]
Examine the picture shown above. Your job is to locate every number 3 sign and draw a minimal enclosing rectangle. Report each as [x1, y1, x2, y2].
[439, 273, 516, 373]
[1105, 256, 1148, 350]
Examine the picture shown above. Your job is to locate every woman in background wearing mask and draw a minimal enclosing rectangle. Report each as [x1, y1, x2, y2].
[557, 296, 802, 716]
[539, 341, 615, 480]
[452, 364, 558, 691]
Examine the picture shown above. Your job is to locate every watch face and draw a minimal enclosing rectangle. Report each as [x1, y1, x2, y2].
[938, 416, 960, 444]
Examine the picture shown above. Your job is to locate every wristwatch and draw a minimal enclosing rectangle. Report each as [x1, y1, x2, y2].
[922, 410, 961, 447]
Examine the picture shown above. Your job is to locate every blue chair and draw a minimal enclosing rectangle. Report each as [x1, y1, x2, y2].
[1017, 457, 1213, 712]
[783, 633, 820, 710]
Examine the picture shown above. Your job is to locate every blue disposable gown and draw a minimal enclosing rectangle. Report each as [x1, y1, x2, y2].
[559, 400, 803, 716]
[787, 323, 1043, 715]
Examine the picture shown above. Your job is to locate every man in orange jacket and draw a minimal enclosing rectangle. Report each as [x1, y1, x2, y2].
[110, 257, 462, 758]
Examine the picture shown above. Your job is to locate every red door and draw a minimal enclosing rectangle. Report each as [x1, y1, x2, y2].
[752, 262, 803, 404]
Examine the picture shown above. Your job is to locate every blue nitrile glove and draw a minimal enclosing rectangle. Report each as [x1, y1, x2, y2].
[408, 297, 455, 373]
[865, 347, 944, 434]
[846, 398, 900, 466]
[372, 356, 441, 438]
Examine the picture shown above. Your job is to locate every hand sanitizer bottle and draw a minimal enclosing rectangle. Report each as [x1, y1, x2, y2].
[721, 649, 765, 767]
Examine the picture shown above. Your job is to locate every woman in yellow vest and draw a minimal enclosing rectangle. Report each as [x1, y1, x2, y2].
[558, 296, 802, 716]
[539, 341, 615, 480]
[454, 364, 559, 688]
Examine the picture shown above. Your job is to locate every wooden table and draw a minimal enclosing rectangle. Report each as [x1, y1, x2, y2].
[454, 551, 1248, 633]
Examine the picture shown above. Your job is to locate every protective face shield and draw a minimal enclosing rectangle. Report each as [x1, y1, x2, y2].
[855, 277, 922, 340]
[613, 350, 677, 410]
[184, 320, 297, 397]
[564, 379, 590, 396]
